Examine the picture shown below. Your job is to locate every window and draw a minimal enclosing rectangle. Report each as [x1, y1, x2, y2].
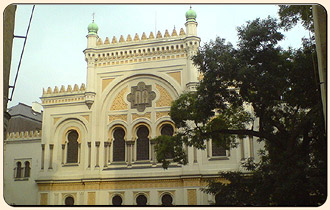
[212, 140, 227, 157]
[15, 162, 22, 178]
[160, 124, 174, 136]
[65, 196, 74, 205]
[67, 130, 79, 163]
[160, 124, 174, 159]
[161, 193, 173, 206]
[15, 160, 31, 179]
[113, 128, 126, 162]
[136, 126, 149, 161]
[24, 161, 30, 177]
[136, 194, 148, 206]
[112, 195, 123, 205]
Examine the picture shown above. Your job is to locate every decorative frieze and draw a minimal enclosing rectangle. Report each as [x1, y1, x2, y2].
[83, 27, 199, 67]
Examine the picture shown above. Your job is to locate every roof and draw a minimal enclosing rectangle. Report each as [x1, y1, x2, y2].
[7, 103, 42, 122]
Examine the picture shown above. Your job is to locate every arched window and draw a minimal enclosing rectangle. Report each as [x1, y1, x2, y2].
[136, 194, 148, 206]
[67, 130, 79, 163]
[24, 161, 30, 177]
[113, 128, 126, 162]
[212, 140, 227, 157]
[161, 124, 174, 159]
[161, 124, 174, 136]
[16, 162, 22, 178]
[65, 196, 74, 205]
[112, 195, 123, 205]
[161, 193, 173, 206]
[136, 126, 149, 161]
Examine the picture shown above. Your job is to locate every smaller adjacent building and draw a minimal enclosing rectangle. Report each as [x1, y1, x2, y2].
[7, 102, 42, 133]
[4, 102, 43, 205]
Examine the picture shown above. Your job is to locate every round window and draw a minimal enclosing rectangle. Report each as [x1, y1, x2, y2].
[136, 194, 147, 206]
[65, 196, 74, 205]
[112, 195, 123, 205]
[161, 193, 173, 206]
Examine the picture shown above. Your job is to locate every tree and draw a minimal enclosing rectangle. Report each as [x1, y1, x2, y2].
[153, 16, 326, 206]
[278, 5, 314, 32]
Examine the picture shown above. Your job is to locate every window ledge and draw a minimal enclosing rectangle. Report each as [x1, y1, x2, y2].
[14, 177, 29, 181]
[208, 156, 229, 161]
[62, 163, 79, 167]
[110, 161, 127, 165]
[133, 160, 152, 164]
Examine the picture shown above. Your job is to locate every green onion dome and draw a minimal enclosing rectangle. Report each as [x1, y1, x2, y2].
[88, 21, 98, 35]
[185, 7, 197, 22]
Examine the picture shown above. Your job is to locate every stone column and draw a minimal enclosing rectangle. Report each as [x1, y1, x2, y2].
[95, 141, 100, 168]
[49, 144, 54, 169]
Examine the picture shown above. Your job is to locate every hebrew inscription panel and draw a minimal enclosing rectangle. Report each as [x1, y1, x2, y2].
[127, 82, 156, 112]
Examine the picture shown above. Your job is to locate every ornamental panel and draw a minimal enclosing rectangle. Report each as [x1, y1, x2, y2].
[127, 82, 156, 112]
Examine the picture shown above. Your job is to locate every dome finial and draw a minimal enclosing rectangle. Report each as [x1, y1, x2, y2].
[88, 13, 99, 35]
[185, 6, 197, 22]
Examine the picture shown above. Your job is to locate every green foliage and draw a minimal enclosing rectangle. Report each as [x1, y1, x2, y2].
[278, 5, 314, 31]
[152, 14, 326, 206]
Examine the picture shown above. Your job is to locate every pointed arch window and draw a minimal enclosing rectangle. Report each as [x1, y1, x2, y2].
[136, 126, 149, 161]
[160, 124, 174, 159]
[15, 161, 22, 178]
[67, 130, 79, 163]
[24, 161, 31, 177]
[113, 128, 126, 162]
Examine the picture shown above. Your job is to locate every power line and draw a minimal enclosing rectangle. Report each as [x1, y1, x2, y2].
[9, 5, 35, 101]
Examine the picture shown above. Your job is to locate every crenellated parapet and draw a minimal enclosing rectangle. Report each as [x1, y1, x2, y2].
[85, 27, 200, 67]
[6, 130, 42, 141]
[97, 28, 185, 46]
[41, 83, 86, 105]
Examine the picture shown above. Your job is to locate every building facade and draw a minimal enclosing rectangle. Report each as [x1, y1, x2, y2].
[4, 8, 262, 206]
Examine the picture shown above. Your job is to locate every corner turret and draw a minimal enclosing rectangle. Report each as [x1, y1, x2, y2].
[185, 6, 198, 36]
[86, 14, 99, 48]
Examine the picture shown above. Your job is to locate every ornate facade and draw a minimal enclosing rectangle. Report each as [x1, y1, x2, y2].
[4, 8, 262, 206]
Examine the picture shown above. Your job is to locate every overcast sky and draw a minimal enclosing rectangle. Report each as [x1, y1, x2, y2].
[8, 4, 310, 108]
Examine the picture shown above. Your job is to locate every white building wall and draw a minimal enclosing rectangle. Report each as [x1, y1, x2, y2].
[3, 138, 41, 205]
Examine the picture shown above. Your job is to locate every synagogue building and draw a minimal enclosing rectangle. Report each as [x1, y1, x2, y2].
[4, 8, 262, 205]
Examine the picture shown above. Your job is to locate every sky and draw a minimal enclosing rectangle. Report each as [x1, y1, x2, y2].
[7, 4, 310, 108]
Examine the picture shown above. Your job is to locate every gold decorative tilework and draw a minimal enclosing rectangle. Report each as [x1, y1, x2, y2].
[156, 84, 173, 107]
[109, 114, 127, 122]
[88, 192, 96, 205]
[187, 189, 197, 205]
[132, 112, 151, 121]
[110, 87, 128, 111]
[40, 193, 48, 205]
[167, 71, 181, 85]
[102, 78, 114, 92]
[82, 115, 89, 122]
[156, 111, 170, 120]
[37, 177, 213, 192]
